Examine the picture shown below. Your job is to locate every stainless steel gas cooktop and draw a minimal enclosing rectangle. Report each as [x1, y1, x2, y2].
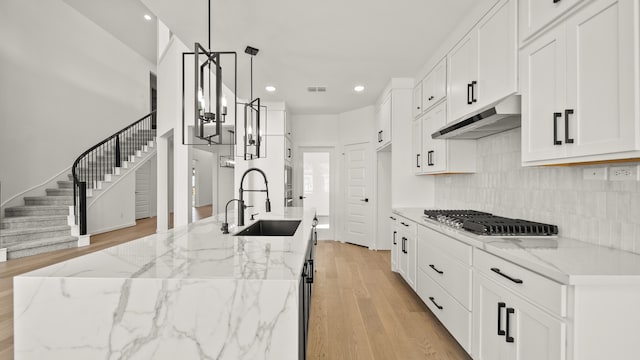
[423, 210, 558, 237]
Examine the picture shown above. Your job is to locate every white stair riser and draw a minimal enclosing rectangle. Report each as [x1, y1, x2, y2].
[24, 197, 73, 206]
[1, 218, 68, 230]
[7, 240, 77, 260]
[5, 207, 70, 217]
[1, 228, 72, 243]
[46, 188, 73, 196]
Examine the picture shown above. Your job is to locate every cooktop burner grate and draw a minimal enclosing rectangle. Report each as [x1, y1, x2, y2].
[423, 210, 558, 236]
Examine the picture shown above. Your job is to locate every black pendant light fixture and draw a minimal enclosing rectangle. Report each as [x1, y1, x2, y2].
[181, 0, 237, 146]
[243, 45, 267, 160]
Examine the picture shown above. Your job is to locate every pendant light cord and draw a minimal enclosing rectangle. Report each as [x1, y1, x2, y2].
[208, 0, 211, 49]
[250, 56, 253, 101]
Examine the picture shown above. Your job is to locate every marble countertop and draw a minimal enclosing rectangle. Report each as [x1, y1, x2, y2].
[19, 207, 315, 281]
[393, 208, 640, 285]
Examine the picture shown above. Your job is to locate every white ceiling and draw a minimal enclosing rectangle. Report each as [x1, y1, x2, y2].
[62, 0, 157, 64]
[68, 0, 481, 114]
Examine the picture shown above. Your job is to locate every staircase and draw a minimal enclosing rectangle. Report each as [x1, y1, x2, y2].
[0, 112, 156, 260]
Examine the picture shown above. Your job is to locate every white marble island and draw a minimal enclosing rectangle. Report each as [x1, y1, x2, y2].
[14, 208, 316, 360]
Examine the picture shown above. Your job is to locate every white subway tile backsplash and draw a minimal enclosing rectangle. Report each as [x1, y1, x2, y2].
[434, 127, 640, 254]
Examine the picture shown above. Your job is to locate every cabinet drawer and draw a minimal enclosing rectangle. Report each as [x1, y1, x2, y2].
[417, 268, 471, 353]
[475, 249, 567, 317]
[418, 239, 472, 310]
[418, 225, 472, 265]
[397, 217, 417, 235]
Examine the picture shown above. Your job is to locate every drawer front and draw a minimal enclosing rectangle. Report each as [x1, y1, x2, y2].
[397, 216, 417, 236]
[418, 238, 472, 310]
[418, 225, 472, 265]
[417, 268, 472, 353]
[475, 249, 567, 317]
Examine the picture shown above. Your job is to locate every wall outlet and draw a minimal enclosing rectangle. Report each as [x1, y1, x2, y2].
[583, 167, 607, 180]
[609, 166, 637, 181]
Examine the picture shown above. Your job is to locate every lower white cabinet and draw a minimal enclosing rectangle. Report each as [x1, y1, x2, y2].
[473, 271, 566, 360]
[389, 215, 399, 272]
[397, 217, 417, 290]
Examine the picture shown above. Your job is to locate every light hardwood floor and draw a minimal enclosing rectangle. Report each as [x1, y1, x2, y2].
[0, 208, 469, 360]
[307, 241, 471, 360]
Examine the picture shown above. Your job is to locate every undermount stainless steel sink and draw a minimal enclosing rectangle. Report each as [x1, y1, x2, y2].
[233, 220, 301, 237]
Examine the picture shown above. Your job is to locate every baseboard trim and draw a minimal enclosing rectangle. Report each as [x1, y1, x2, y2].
[89, 221, 137, 235]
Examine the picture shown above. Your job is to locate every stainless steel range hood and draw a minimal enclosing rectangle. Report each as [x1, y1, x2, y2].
[432, 95, 521, 140]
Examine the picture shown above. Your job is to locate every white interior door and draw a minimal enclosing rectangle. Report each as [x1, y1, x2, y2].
[135, 161, 151, 219]
[344, 142, 373, 248]
[302, 150, 333, 240]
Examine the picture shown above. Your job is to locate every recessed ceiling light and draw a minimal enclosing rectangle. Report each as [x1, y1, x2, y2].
[354, 85, 365, 92]
[265, 85, 276, 92]
[144, 14, 152, 21]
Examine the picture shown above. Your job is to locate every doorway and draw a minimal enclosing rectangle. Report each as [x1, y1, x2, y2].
[300, 148, 334, 240]
[343, 142, 373, 248]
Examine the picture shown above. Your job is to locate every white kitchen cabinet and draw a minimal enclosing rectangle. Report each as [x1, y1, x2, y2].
[389, 215, 399, 272]
[397, 217, 417, 290]
[412, 83, 423, 118]
[474, 272, 566, 360]
[284, 136, 292, 163]
[521, 0, 639, 165]
[421, 102, 476, 174]
[519, 0, 582, 43]
[448, 0, 518, 124]
[376, 92, 392, 150]
[421, 58, 447, 113]
[412, 119, 423, 174]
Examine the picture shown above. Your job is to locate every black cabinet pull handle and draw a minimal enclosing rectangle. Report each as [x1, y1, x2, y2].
[429, 96, 434, 101]
[491, 267, 524, 284]
[428, 297, 443, 310]
[416, 154, 421, 168]
[390, 216, 396, 220]
[497, 302, 506, 336]
[565, 109, 574, 144]
[429, 264, 444, 275]
[393, 231, 397, 245]
[427, 150, 434, 166]
[471, 81, 477, 103]
[506, 307, 515, 343]
[401, 222, 409, 227]
[360, 198, 369, 202]
[306, 259, 314, 283]
[553, 0, 561, 3]
[553, 112, 562, 145]
[467, 83, 473, 105]
[402, 237, 407, 253]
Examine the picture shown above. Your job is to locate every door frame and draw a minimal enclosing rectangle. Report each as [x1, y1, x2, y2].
[296, 146, 336, 240]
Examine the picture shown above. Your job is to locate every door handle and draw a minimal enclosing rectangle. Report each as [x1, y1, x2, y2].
[553, 112, 562, 145]
[497, 302, 506, 336]
[505, 307, 515, 343]
[565, 109, 574, 144]
[360, 198, 369, 202]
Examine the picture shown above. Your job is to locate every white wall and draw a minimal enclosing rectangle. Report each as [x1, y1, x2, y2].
[87, 174, 135, 234]
[192, 149, 213, 207]
[0, 0, 155, 205]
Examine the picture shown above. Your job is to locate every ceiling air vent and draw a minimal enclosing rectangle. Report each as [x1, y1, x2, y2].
[307, 86, 327, 93]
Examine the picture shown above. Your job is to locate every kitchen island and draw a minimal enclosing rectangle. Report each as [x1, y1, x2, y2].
[13, 207, 316, 360]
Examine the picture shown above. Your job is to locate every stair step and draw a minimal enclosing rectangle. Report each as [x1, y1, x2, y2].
[57, 180, 74, 189]
[5, 205, 70, 217]
[6, 236, 78, 260]
[1, 215, 69, 230]
[24, 196, 73, 206]
[0, 225, 72, 243]
[46, 188, 73, 196]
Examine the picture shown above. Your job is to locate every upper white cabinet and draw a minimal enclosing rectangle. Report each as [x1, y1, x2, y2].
[376, 92, 392, 150]
[519, 0, 582, 43]
[412, 84, 422, 118]
[521, 0, 639, 165]
[448, 0, 518, 123]
[419, 102, 476, 174]
[422, 58, 447, 114]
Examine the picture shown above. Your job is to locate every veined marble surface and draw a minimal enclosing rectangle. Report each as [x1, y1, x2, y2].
[14, 207, 314, 360]
[393, 207, 640, 285]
